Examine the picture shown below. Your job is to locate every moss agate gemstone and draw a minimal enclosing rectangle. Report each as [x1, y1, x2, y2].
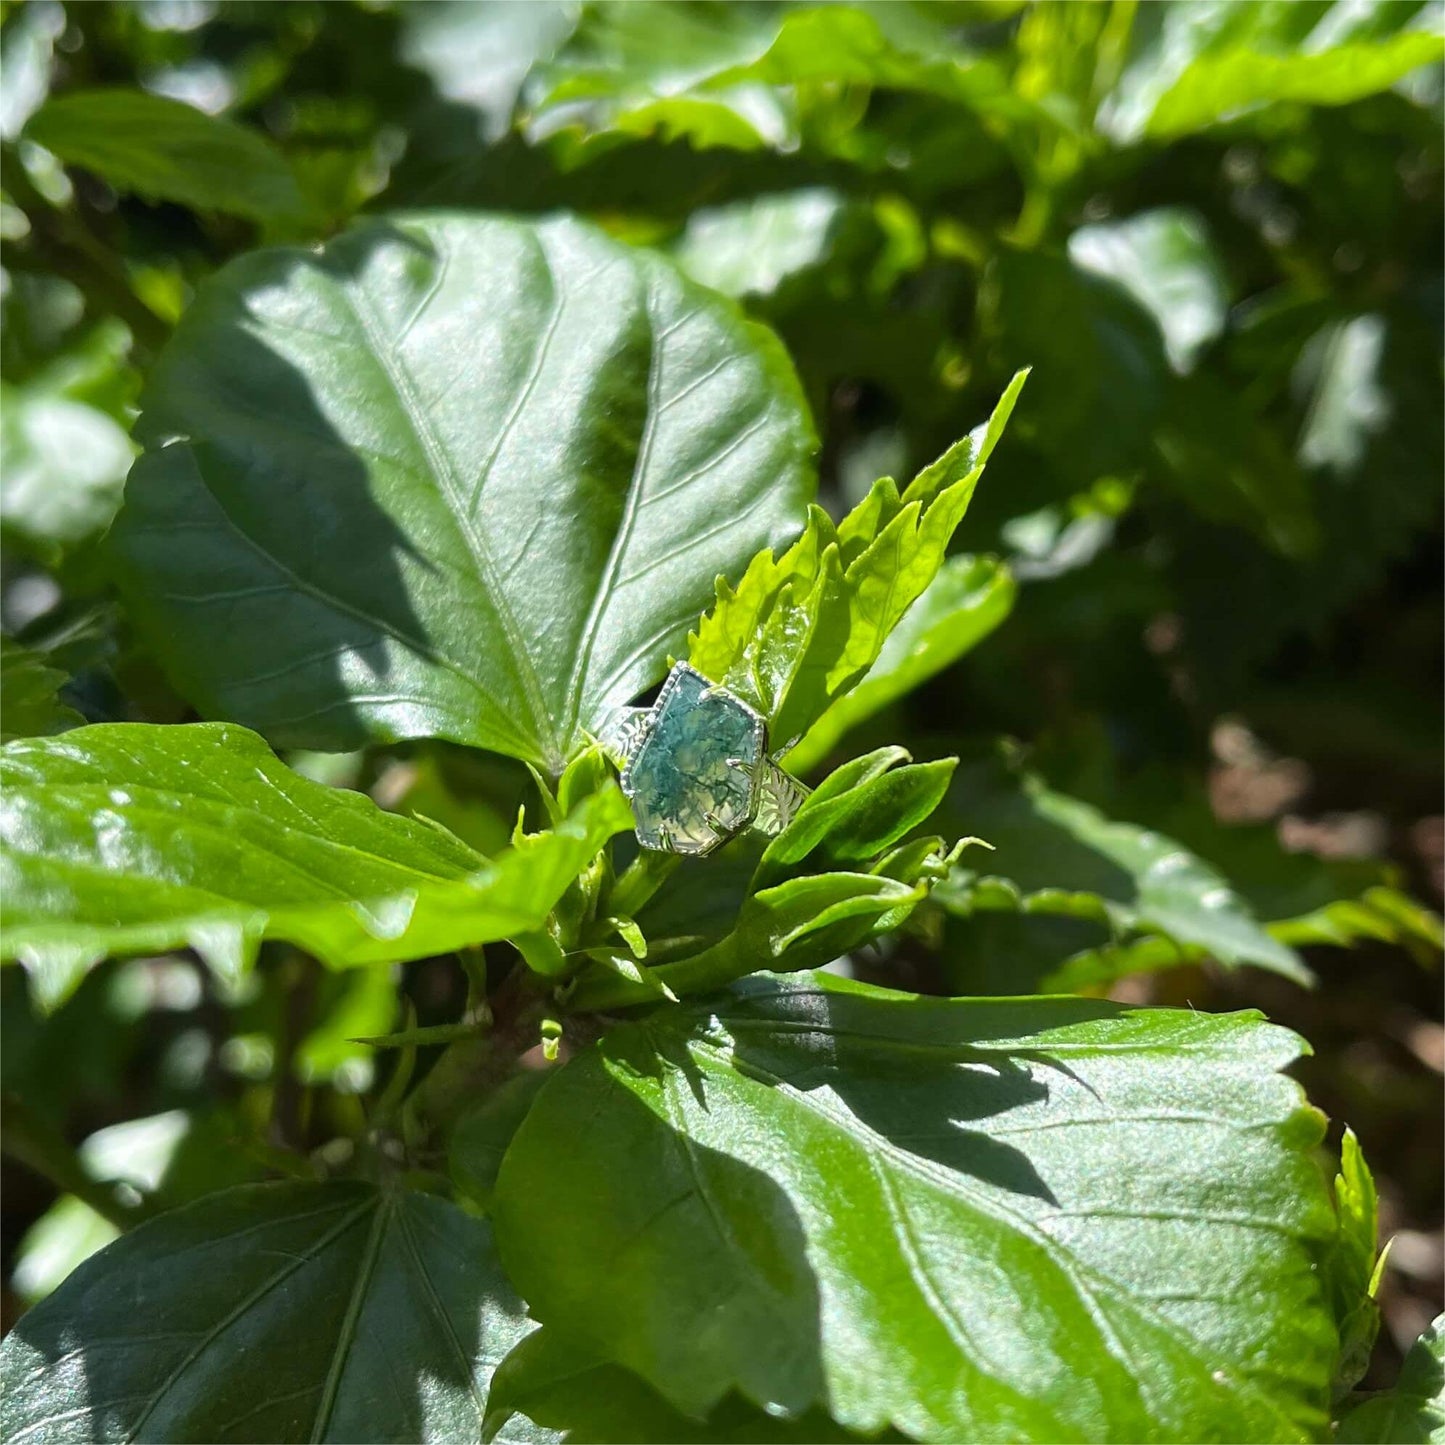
[622, 664, 765, 855]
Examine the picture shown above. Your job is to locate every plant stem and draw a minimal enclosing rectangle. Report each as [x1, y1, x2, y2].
[1, 1094, 144, 1231]
[608, 850, 682, 920]
[401, 970, 547, 1142]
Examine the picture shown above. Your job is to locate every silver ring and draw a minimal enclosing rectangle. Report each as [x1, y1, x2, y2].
[601, 662, 811, 857]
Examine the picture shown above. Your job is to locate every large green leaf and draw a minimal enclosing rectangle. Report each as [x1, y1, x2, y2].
[0, 721, 631, 1006]
[938, 753, 1314, 986]
[688, 373, 1025, 746]
[110, 212, 815, 771]
[0, 1181, 539, 1443]
[491, 971, 1339, 1441]
[24, 88, 305, 222]
[1336, 1316, 1445, 1445]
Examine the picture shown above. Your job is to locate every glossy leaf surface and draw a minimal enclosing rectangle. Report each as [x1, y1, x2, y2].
[0, 1182, 536, 1443]
[0, 722, 630, 1005]
[493, 971, 1338, 1441]
[110, 212, 815, 770]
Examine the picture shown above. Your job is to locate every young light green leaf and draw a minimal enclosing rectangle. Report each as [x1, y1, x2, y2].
[0, 639, 83, 743]
[110, 213, 815, 772]
[939, 753, 1315, 985]
[1327, 1130, 1385, 1399]
[0, 722, 631, 1007]
[1336, 1315, 1445, 1445]
[688, 372, 1026, 746]
[1145, 31, 1444, 140]
[1270, 884, 1444, 962]
[0, 1182, 538, 1443]
[493, 970, 1340, 1442]
[572, 871, 928, 1012]
[756, 747, 955, 884]
[787, 556, 1015, 774]
[1101, 3, 1445, 143]
[24, 88, 305, 222]
[576, 748, 955, 1010]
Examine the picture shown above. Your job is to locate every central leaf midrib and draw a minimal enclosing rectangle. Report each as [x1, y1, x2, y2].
[560, 271, 665, 747]
[336, 268, 561, 766]
[121, 1195, 376, 1444]
[310, 1193, 393, 1443]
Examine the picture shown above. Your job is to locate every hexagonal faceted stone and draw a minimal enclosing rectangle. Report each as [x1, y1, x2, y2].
[623, 664, 766, 855]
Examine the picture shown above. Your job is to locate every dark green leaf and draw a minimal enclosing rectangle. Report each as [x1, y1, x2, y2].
[486, 1326, 889, 1444]
[1336, 1315, 1445, 1444]
[939, 753, 1314, 984]
[0, 1181, 536, 1443]
[493, 971, 1339, 1441]
[983, 248, 1164, 489]
[110, 213, 815, 771]
[0, 639, 83, 743]
[0, 721, 631, 1006]
[25, 88, 306, 222]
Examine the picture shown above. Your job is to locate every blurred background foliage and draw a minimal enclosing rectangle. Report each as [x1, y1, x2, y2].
[1, 0, 1440, 1389]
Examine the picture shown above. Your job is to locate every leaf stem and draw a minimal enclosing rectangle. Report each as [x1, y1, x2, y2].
[1, 1093, 144, 1231]
[400, 969, 548, 1142]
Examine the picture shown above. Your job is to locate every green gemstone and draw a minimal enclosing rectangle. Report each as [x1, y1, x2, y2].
[623, 664, 765, 855]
